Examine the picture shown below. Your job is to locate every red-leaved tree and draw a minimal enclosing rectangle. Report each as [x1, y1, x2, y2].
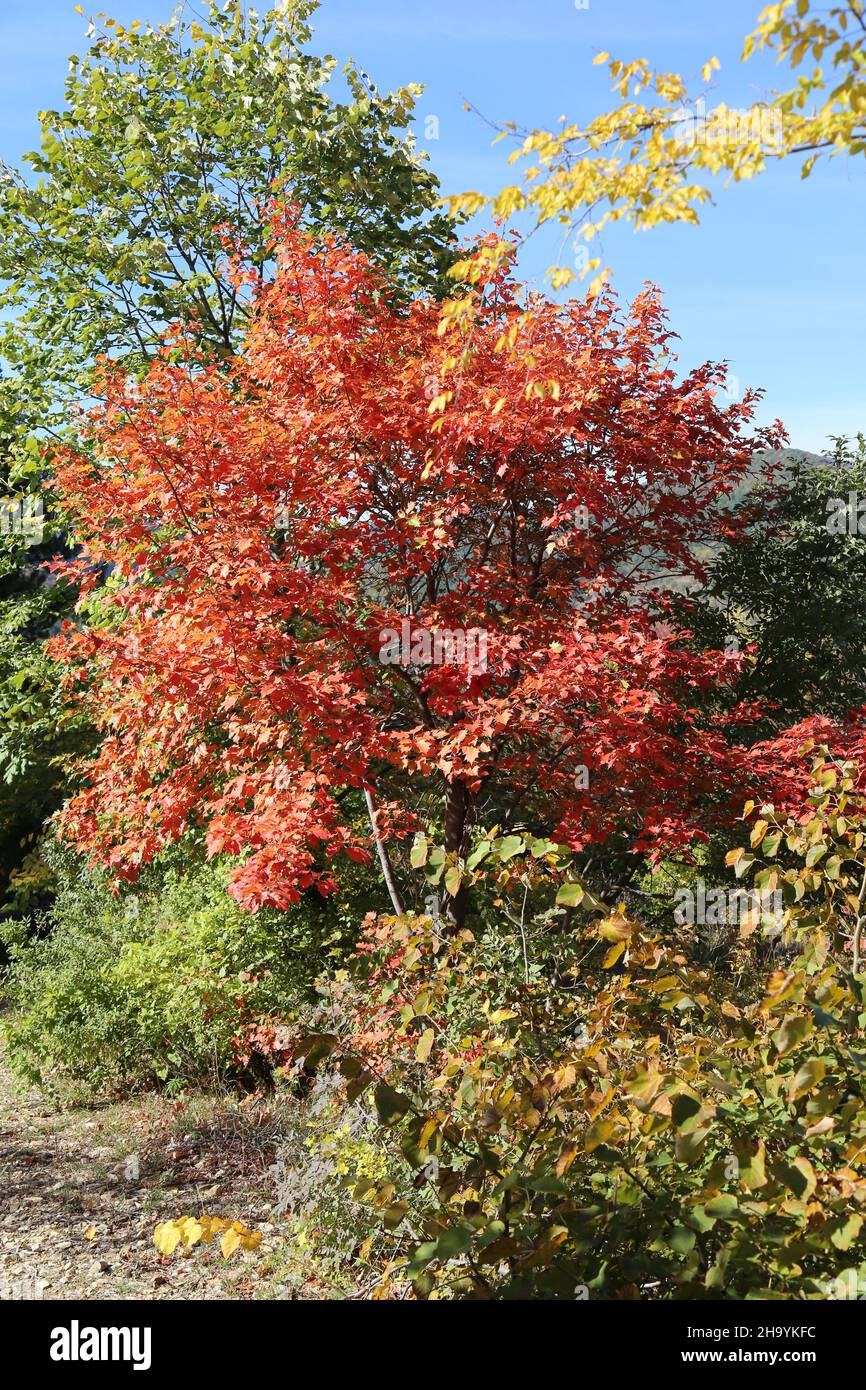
[52, 205, 787, 919]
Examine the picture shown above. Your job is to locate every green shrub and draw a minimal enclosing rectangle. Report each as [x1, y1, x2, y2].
[0, 841, 358, 1094]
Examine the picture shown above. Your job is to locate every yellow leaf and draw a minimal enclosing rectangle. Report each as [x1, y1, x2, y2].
[603, 940, 626, 968]
[493, 185, 528, 218]
[155, 1213, 259, 1259]
[153, 1221, 182, 1256]
[788, 1057, 825, 1102]
[585, 1115, 619, 1152]
[556, 1139, 579, 1176]
[598, 911, 633, 943]
[220, 1227, 242, 1259]
[182, 1219, 204, 1248]
[415, 1027, 435, 1062]
[442, 191, 488, 218]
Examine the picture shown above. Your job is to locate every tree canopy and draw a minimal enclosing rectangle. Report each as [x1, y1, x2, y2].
[0, 0, 457, 471]
[52, 204, 798, 918]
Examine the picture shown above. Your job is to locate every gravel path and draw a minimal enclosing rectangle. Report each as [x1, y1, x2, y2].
[0, 1048, 310, 1301]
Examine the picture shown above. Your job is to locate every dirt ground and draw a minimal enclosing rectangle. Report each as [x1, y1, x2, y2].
[0, 1048, 315, 1301]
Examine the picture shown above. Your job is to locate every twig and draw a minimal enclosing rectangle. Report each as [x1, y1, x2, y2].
[364, 786, 405, 916]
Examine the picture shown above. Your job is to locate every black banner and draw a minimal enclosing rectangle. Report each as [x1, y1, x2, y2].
[0, 1294, 857, 1377]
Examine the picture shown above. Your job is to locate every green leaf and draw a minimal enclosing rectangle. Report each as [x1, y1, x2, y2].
[666, 1225, 696, 1255]
[772, 1014, 812, 1056]
[496, 835, 525, 862]
[675, 1127, 709, 1164]
[830, 1213, 862, 1251]
[528, 837, 557, 858]
[374, 1082, 411, 1125]
[670, 1092, 702, 1129]
[444, 864, 463, 897]
[704, 1194, 738, 1219]
[788, 1057, 825, 1100]
[382, 1201, 410, 1230]
[434, 1224, 475, 1259]
[410, 834, 428, 868]
[466, 841, 491, 871]
[776, 1156, 816, 1199]
[556, 882, 585, 907]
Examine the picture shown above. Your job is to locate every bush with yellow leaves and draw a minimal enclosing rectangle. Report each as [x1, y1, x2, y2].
[295, 752, 866, 1299]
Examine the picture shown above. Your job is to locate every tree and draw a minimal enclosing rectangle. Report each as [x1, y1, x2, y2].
[50, 204, 791, 924]
[0, 0, 457, 466]
[678, 437, 866, 731]
[0, 0, 458, 894]
[448, 0, 866, 291]
[0, 430, 93, 904]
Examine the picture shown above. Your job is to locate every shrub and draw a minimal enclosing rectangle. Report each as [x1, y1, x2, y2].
[1, 841, 358, 1094]
[267, 1072, 393, 1296]
[293, 752, 866, 1299]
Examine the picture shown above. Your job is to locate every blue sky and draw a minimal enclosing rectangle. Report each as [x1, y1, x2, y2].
[1, 0, 863, 451]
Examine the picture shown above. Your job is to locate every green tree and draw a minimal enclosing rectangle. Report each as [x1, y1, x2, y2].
[0, 424, 93, 905]
[683, 437, 866, 729]
[0, 0, 456, 462]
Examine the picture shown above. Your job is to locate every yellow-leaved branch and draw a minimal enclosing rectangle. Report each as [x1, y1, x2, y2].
[446, 1, 866, 290]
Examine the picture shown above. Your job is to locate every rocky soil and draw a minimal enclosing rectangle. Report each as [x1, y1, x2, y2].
[0, 1048, 314, 1301]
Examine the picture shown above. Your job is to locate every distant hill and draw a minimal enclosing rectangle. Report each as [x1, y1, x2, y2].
[653, 447, 836, 597]
[726, 446, 834, 509]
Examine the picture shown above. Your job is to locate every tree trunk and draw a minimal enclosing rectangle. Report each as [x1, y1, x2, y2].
[364, 787, 404, 916]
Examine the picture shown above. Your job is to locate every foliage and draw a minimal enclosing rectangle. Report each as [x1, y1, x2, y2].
[448, 0, 866, 289]
[0, 843, 359, 1093]
[0, 0, 457, 900]
[51, 204, 791, 928]
[685, 436, 866, 728]
[727, 745, 866, 972]
[153, 1214, 261, 1259]
[267, 1073, 393, 1293]
[2, 1, 861, 1307]
[0, 0, 456, 466]
[290, 754, 866, 1299]
[0, 515, 86, 901]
